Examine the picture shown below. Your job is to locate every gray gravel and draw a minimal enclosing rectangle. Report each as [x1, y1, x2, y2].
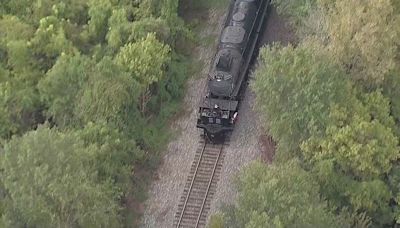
[207, 89, 264, 220]
[141, 6, 293, 228]
[140, 8, 227, 228]
[205, 6, 295, 224]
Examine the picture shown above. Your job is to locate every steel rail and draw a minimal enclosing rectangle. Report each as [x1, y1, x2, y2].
[195, 143, 224, 228]
[176, 141, 208, 228]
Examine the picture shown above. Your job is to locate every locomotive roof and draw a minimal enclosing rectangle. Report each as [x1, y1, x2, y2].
[214, 48, 242, 62]
[221, 26, 246, 44]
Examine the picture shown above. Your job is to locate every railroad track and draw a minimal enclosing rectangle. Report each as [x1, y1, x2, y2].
[173, 139, 228, 228]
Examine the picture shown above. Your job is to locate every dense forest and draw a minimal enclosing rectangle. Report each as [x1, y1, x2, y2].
[0, 0, 190, 227]
[2, 0, 400, 227]
[210, 0, 400, 227]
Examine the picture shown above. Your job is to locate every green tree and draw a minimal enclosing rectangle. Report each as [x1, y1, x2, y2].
[322, 0, 400, 85]
[0, 68, 15, 138]
[224, 160, 349, 228]
[252, 42, 351, 156]
[39, 53, 91, 127]
[3, 39, 43, 132]
[106, 8, 131, 52]
[30, 15, 77, 70]
[51, 1, 89, 25]
[0, 0, 187, 226]
[76, 57, 141, 125]
[394, 0, 400, 13]
[115, 33, 170, 114]
[75, 121, 144, 191]
[273, 0, 317, 27]
[87, 0, 112, 43]
[274, 0, 400, 86]
[1, 126, 120, 227]
[129, 18, 170, 43]
[303, 97, 398, 178]
[0, 15, 34, 47]
[255, 0, 400, 226]
[383, 69, 400, 128]
[301, 92, 399, 225]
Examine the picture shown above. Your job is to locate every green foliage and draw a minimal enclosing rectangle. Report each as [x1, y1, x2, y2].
[106, 8, 131, 51]
[309, 159, 394, 225]
[208, 213, 225, 228]
[0, 15, 34, 44]
[39, 53, 90, 127]
[394, 0, 400, 14]
[30, 16, 77, 69]
[116, 33, 171, 113]
[6, 40, 32, 70]
[75, 122, 144, 191]
[1, 126, 121, 227]
[302, 92, 400, 224]
[273, 0, 316, 26]
[0, 69, 16, 138]
[87, 0, 112, 43]
[129, 18, 170, 43]
[275, 0, 400, 86]
[3, 40, 42, 110]
[255, 0, 400, 226]
[0, 41, 42, 132]
[383, 69, 400, 127]
[224, 161, 348, 228]
[302, 92, 399, 179]
[147, 53, 189, 116]
[322, 0, 400, 85]
[252, 42, 351, 156]
[0, 0, 190, 226]
[76, 57, 141, 125]
[184, 0, 229, 11]
[116, 33, 171, 87]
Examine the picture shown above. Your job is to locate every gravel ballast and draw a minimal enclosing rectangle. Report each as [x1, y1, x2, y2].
[140, 8, 228, 228]
[141, 5, 293, 228]
[207, 6, 295, 222]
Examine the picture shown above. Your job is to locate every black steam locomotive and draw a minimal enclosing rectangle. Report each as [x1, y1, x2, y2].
[197, 0, 269, 141]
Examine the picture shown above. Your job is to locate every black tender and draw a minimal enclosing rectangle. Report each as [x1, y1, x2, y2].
[197, 0, 270, 141]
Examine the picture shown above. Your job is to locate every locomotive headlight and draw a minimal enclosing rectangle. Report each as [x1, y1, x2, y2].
[231, 112, 238, 123]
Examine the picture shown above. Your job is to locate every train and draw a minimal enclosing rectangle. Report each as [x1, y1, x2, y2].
[196, 0, 269, 141]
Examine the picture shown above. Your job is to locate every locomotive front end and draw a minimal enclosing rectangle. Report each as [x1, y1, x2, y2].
[196, 98, 238, 141]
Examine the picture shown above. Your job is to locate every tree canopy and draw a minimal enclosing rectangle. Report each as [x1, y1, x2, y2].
[252, 42, 351, 156]
[322, 0, 400, 85]
[0, 0, 189, 226]
[223, 161, 353, 228]
[1, 126, 121, 227]
[243, 0, 400, 226]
